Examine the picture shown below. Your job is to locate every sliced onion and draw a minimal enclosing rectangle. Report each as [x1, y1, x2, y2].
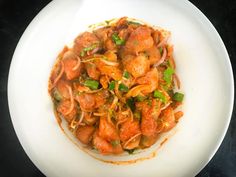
[93, 112, 106, 116]
[153, 47, 167, 67]
[100, 58, 119, 66]
[116, 118, 128, 130]
[157, 35, 169, 48]
[160, 102, 171, 111]
[64, 85, 74, 115]
[123, 133, 141, 149]
[173, 74, 181, 89]
[70, 111, 85, 131]
[72, 56, 81, 71]
[110, 96, 118, 109]
[126, 85, 151, 98]
[77, 111, 85, 125]
[50, 61, 64, 90]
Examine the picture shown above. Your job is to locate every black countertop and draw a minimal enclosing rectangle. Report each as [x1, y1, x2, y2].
[0, 0, 235, 176]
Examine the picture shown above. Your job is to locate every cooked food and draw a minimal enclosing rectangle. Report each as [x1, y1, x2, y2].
[48, 17, 184, 155]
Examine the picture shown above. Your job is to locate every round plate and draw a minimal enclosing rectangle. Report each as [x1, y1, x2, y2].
[8, 0, 234, 177]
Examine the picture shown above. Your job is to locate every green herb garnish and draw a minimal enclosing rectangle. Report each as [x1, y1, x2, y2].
[126, 97, 135, 112]
[112, 33, 125, 45]
[84, 79, 99, 90]
[111, 140, 120, 147]
[127, 21, 141, 25]
[134, 111, 141, 120]
[118, 83, 129, 92]
[135, 95, 146, 102]
[108, 81, 116, 90]
[125, 149, 135, 154]
[173, 92, 184, 102]
[80, 43, 98, 57]
[163, 67, 175, 85]
[53, 89, 62, 101]
[123, 71, 130, 79]
[80, 50, 85, 57]
[153, 90, 166, 103]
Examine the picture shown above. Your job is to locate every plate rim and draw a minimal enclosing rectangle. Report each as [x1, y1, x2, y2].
[7, 0, 234, 176]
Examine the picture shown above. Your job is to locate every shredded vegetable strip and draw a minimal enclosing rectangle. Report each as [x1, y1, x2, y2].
[72, 56, 81, 71]
[153, 47, 167, 67]
[64, 85, 74, 115]
[123, 133, 141, 149]
[50, 61, 64, 89]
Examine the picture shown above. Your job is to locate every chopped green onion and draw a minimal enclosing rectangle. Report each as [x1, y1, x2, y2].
[53, 89, 62, 101]
[127, 21, 141, 25]
[118, 83, 129, 92]
[135, 95, 146, 102]
[83, 43, 98, 52]
[134, 111, 141, 120]
[126, 98, 135, 112]
[111, 140, 120, 147]
[80, 50, 85, 57]
[80, 43, 98, 57]
[84, 79, 99, 90]
[146, 98, 152, 106]
[112, 33, 125, 45]
[123, 71, 130, 79]
[173, 92, 184, 102]
[125, 149, 135, 154]
[163, 67, 175, 85]
[108, 81, 116, 90]
[153, 90, 166, 103]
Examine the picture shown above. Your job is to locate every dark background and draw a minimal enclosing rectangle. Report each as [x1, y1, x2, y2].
[0, 0, 235, 176]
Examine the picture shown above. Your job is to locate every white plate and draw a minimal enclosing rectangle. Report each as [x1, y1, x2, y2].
[8, 0, 234, 177]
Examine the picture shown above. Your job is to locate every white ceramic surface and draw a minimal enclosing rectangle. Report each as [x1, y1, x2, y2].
[8, 0, 234, 177]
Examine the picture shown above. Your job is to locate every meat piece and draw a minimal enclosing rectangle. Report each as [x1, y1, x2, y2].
[145, 46, 161, 65]
[93, 131, 123, 155]
[140, 100, 161, 136]
[56, 80, 71, 99]
[75, 90, 109, 111]
[124, 26, 154, 54]
[76, 93, 95, 111]
[94, 27, 111, 43]
[85, 63, 100, 80]
[93, 131, 114, 154]
[95, 60, 122, 80]
[160, 107, 176, 132]
[123, 54, 150, 78]
[76, 126, 95, 144]
[57, 99, 77, 123]
[73, 32, 101, 56]
[119, 119, 141, 142]
[136, 68, 158, 94]
[99, 117, 119, 141]
[62, 51, 82, 80]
